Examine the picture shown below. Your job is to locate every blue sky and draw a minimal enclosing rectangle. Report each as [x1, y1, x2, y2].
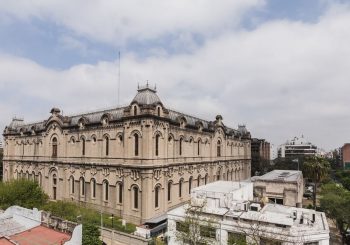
[1, 0, 350, 152]
[0, 0, 329, 68]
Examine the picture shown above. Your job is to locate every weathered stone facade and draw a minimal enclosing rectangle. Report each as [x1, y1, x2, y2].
[2, 85, 251, 224]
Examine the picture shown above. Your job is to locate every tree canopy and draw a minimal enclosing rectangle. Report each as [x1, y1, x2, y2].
[303, 156, 330, 209]
[320, 183, 350, 240]
[0, 179, 48, 210]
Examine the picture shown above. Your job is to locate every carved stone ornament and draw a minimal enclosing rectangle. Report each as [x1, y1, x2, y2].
[116, 168, 124, 178]
[102, 168, 110, 177]
[80, 167, 86, 176]
[188, 165, 194, 174]
[90, 167, 97, 176]
[166, 168, 173, 178]
[153, 169, 162, 180]
[70, 166, 75, 174]
[196, 164, 202, 173]
[178, 166, 184, 176]
[131, 170, 140, 181]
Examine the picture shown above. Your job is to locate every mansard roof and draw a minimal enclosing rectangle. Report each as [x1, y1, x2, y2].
[3, 85, 250, 139]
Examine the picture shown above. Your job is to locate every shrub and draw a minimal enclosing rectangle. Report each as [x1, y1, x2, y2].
[0, 179, 48, 210]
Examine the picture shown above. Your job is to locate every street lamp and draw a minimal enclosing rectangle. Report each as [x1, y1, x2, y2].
[108, 214, 114, 228]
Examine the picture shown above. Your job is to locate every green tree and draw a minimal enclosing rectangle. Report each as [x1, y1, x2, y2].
[0, 149, 3, 180]
[303, 156, 330, 209]
[320, 183, 350, 240]
[82, 223, 102, 245]
[175, 200, 217, 245]
[0, 179, 48, 209]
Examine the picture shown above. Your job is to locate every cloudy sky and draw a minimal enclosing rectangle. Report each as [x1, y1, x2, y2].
[0, 0, 350, 153]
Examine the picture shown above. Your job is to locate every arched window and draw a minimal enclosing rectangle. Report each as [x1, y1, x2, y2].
[217, 140, 221, 157]
[80, 177, 85, 196]
[155, 134, 160, 156]
[197, 175, 201, 187]
[70, 176, 75, 194]
[189, 176, 193, 194]
[105, 136, 109, 156]
[197, 140, 200, 156]
[227, 172, 229, 181]
[157, 107, 161, 116]
[52, 137, 57, 157]
[81, 137, 86, 156]
[52, 174, 57, 200]
[179, 179, 183, 197]
[133, 186, 139, 209]
[155, 185, 160, 208]
[134, 133, 139, 156]
[91, 179, 96, 198]
[103, 180, 109, 201]
[134, 106, 137, 116]
[167, 181, 172, 202]
[38, 172, 42, 186]
[179, 138, 183, 156]
[204, 174, 208, 185]
[117, 182, 123, 204]
[217, 170, 221, 181]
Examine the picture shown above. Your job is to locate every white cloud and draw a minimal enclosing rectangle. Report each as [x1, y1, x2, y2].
[1, 2, 350, 151]
[0, 0, 264, 45]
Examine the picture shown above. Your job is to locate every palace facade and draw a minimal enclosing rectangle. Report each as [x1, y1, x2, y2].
[2, 85, 251, 224]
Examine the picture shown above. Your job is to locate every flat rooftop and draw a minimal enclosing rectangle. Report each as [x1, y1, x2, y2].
[192, 180, 251, 193]
[252, 170, 302, 182]
[9, 226, 71, 245]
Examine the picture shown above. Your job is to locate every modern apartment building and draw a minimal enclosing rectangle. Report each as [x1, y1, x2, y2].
[278, 135, 317, 159]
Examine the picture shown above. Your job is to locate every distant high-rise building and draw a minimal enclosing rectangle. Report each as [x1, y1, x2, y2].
[341, 143, 350, 169]
[278, 135, 317, 159]
[250, 138, 270, 175]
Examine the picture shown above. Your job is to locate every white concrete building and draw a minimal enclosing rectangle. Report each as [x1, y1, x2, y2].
[251, 170, 304, 208]
[0, 206, 82, 244]
[167, 181, 329, 245]
[278, 135, 317, 159]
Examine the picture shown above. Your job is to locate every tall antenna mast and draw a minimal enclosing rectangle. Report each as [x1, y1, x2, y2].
[118, 51, 121, 106]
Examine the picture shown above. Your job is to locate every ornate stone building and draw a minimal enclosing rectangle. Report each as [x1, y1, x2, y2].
[2, 85, 251, 224]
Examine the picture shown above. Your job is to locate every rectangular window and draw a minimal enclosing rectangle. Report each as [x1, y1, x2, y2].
[200, 226, 216, 239]
[228, 232, 246, 245]
[260, 238, 282, 245]
[118, 184, 123, 203]
[176, 222, 189, 233]
[134, 188, 138, 209]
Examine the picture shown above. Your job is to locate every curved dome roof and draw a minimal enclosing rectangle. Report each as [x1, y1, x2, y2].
[8, 118, 25, 129]
[131, 86, 162, 106]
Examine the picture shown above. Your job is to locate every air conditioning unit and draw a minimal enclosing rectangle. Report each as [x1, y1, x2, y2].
[250, 203, 261, 212]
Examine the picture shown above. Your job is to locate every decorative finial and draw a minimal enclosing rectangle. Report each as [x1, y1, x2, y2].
[146, 80, 149, 87]
[138, 83, 139, 89]
[155, 84, 157, 90]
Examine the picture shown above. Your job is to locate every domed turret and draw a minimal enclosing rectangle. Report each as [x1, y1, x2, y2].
[131, 84, 162, 106]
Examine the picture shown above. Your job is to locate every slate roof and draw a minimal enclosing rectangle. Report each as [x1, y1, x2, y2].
[4, 86, 247, 137]
[132, 87, 162, 105]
